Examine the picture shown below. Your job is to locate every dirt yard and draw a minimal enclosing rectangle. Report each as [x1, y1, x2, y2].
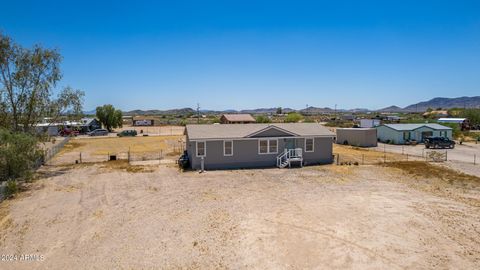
[115, 125, 185, 136]
[49, 135, 184, 165]
[0, 160, 479, 269]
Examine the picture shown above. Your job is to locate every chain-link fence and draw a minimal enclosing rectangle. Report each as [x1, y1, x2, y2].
[333, 150, 418, 165]
[334, 145, 477, 165]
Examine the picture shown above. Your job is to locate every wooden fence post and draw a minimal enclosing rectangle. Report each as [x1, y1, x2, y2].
[79, 152, 82, 163]
[362, 154, 364, 165]
[336, 154, 340, 165]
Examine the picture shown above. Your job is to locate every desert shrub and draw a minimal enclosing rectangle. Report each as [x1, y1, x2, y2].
[441, 123, 461, 139]
[0, 128, 43, 184]
[255, 115, 272, 123]
[284, 112, 304, 123]
[3, 180, 18, 198]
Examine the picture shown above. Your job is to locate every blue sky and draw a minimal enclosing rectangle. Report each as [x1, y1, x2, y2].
[1, 0, 479, 111]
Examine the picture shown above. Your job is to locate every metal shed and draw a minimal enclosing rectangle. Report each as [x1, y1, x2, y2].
[336, 128, 378, 147]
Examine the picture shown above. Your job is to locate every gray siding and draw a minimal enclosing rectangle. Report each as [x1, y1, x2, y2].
[187, 137, 333, 170]
[336, 129, 377, 147]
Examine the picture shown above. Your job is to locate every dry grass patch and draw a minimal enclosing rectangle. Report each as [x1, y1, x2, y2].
[333, 144, 407, 164]
[383, 161, 480, 207]
[383, 161, 480, 183]
[99, 160, 156, 173]
[61, 135, 183, 156]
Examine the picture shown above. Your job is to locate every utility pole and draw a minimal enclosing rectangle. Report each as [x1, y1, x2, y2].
[196, 103, 200, 124]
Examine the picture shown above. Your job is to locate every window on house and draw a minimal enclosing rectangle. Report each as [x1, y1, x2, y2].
[403, 132, 410, 140]
[305, 138, 314, 152]
[259, 139, 277, 154]
[259, 140, 268, 154]
[196, 141, 206, 157]
[224, 140, 233, 156]
[269, 139, 278, 153]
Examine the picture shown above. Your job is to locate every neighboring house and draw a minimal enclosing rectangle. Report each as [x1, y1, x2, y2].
[341, 114, 355, 121]
[437, 118, 466, 124]
[133, 119, 155, 126]
[336, 128, 377, 147]
[34, 123, 60, 136]
[220, 114, 256, 124]
[376, 124, 452, 144]
[185, 123, 335, 170]
[79, 118, 102, 133]
[385, 115, 401, 122]
[359, 119, 381, 128]
[438, 118, 470, 130]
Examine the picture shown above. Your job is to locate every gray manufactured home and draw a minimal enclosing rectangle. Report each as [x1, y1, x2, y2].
[185, 123, 335, 170]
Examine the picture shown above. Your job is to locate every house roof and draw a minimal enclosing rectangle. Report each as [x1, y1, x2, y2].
[186, 123, 334, 140]
[221, 114, 256, 122]
[438, 118, 466, 123]
[381, 123, 452, 131]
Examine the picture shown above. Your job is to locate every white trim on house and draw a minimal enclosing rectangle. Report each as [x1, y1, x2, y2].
[304, 137, 314, 152]
[196, 141, 206, 157]
[223, 140, 233, 156]
[246, 125, 298, 138]
[258, 139, 279, 155]
[188, 135, 334, 142]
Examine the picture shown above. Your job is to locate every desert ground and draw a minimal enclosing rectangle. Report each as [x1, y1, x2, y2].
[1, 148, 479, 269]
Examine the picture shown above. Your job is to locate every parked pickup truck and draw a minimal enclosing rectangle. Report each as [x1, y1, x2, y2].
[424, 137, 455, 149]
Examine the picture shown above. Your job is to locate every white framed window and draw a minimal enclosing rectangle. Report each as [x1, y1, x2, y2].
[305, 138, 314, 152]
[224, 140, 233, 156]
[258, 139, 278, 154]
[196, 141, 206, 157]
[259, 140, 268, 154]
[269, 139, 278, 154]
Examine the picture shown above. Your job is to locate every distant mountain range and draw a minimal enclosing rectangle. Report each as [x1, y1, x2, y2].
[83, 96, 480, 115]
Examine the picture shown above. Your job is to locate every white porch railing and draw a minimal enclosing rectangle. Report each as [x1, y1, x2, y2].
[276, 148, 303, 168]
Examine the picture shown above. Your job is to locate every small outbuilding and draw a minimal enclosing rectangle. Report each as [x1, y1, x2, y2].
[336, 128, 377, 147]
[376, 123, 452, 144]
[220, 114, 256, 124]
[359, 119, 381, 128]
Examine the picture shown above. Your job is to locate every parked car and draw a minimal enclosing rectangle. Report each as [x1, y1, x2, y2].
[59, 128, 79, 137]
[87, 129, 109, 136]
[117, 130, 137, 137]
[424, 137, 455, 149]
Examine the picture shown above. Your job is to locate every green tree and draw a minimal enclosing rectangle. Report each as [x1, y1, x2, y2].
[0, 128, 43, 183]
[276, 107, 282, 115]
[255, 115, 271, 123]
[284, 112, 304, 123]
[0, 33, 84, 131]
[96, 104, 123, 132]
[460, 109, 480, 126]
